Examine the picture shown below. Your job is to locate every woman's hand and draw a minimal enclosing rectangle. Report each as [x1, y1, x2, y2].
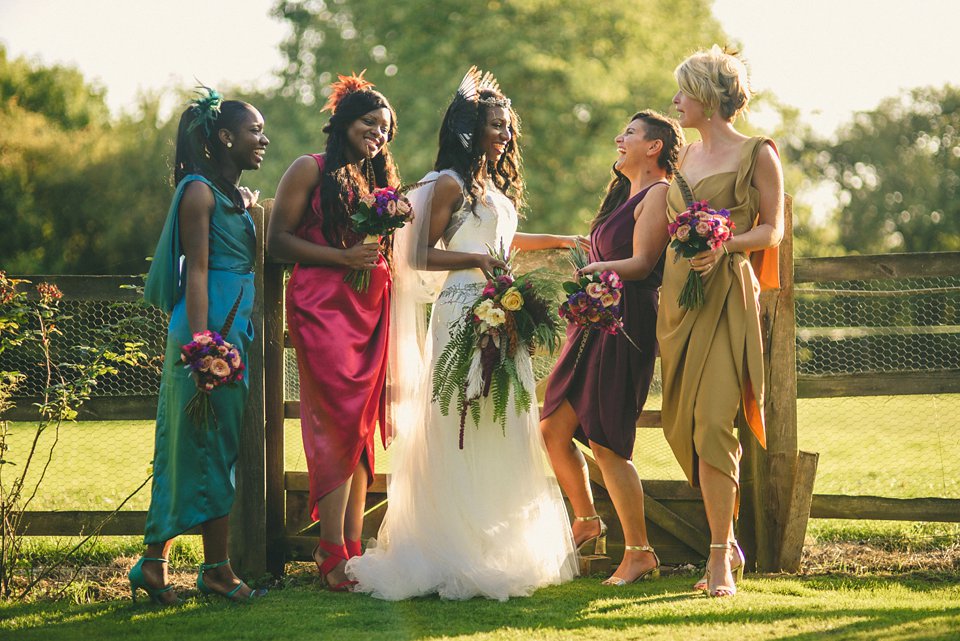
[238, 186, 260, 209]
[688, 245, 725, 274]
[340, 241, 381, 270]
[570, 235, 590, 251]
[577, 261, 606, 278]
[475, 253, 507, 278]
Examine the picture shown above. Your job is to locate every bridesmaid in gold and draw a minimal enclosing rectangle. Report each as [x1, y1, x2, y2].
[657, 46, 784, 598]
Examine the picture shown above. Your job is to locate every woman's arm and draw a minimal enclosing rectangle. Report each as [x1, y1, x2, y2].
[266, 155, 378, 270]
[580, 184, 670, 280]
[512, 232, 584, 252]
[179, 181, 215, 336]
[422, 175, 505, 274]
[689, 142, 785, 274]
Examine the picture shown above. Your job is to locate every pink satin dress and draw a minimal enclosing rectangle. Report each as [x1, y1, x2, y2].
[286, 154, 390, 520]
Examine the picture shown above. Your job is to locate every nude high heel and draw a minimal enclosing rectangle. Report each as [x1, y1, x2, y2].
[574, 514, 607, 556]
[601, 545, 660, 586]
[694, 539, 744, 591]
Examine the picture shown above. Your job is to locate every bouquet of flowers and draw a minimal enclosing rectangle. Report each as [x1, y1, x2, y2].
[558, 243, 638, 367]
[180, 291, 245, 429]
[668, 200, 735, 309]
[432, 244, 561, 449]
[345, 186, 414, 292]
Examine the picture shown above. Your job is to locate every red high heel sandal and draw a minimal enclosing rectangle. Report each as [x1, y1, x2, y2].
[313, 540, 357, 592]
[345, 539, 362, 559]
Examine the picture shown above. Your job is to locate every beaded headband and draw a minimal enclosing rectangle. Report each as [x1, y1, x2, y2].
[446, 66, 511, 150]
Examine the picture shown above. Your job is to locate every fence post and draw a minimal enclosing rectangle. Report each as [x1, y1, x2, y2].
[230, 203, 267, 578]
[262, 200, 288, 577]
[740, 195, 804, 572]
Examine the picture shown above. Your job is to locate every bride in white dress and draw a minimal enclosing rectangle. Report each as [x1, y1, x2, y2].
[345, 68, 580, 601]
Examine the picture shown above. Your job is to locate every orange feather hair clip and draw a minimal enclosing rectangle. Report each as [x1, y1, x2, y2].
[322, 70, 375, 113]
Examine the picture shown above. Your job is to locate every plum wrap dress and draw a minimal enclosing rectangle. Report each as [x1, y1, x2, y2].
[286, 154, 391, 520]
[143, 174, 256, 544]
[542, 182, 666, 458]
[657, 136, 780, 491]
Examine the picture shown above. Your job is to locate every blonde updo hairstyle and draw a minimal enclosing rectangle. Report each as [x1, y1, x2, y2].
[675, 45, 751, 121]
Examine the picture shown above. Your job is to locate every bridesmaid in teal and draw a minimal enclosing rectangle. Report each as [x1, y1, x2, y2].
[134, 88, 269, 604]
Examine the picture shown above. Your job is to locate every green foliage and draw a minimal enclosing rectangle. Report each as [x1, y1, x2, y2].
[272, 0, 726, 234]
[801, 85, 960, 254]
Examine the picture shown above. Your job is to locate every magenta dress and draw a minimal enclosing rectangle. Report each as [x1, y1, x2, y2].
[286, 154, 390, 520]
[541, 183, 666, 459]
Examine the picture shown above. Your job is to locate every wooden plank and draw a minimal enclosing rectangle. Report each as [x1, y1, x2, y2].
[798, 325, 960, 340]
[10, 275, 144, 301]
[642, 495, 710, 554]
[262, 199, 288, 577]
[742, 195, 797, 573]
[795, 251, 960, 283]
[230, 204, 267, 579]
[16, 511, 199, 536]
[797, 371, 960, 398]
[2, 395, 157, 422]
[284, 471, 388, 494]
[777, 451, 819, 572]
[810, 494, 960, 522]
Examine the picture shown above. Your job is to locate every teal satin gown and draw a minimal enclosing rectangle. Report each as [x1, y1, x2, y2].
[142, 174, 256, 544]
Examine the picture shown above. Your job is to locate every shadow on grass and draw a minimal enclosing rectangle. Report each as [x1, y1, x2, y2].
[2, 575, 959, 641]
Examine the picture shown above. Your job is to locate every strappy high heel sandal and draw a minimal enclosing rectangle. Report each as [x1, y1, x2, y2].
[703, 542, 741, 597]
[128, 556, 179, 605]
[197, 559, 267, 602]
[574, 514, 607, 556]
[693, 539, 744, 591]
[314, 540, 358, 592]
[601, 545, 660, 586]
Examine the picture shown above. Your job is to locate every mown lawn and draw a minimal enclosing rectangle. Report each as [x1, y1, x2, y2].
[2, 574, 959, 641]
[5, 393, 959, 512]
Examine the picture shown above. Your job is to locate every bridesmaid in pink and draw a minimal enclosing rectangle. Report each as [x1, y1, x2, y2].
[266, 73, 400, 591]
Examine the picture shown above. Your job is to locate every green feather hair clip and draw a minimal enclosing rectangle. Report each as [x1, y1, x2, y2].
[187, 85, 223, 137]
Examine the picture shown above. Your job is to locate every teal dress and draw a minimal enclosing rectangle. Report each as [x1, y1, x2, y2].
[142, 175, 256, 544]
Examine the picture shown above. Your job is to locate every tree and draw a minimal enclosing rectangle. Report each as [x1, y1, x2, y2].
[803, 85, 960, 254]
[272, 0, 726, 232]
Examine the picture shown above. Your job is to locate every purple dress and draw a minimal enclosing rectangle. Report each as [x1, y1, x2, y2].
[542, 182, 666, 459]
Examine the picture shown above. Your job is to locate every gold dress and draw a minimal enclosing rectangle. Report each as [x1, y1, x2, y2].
[657, 136, 779, 491]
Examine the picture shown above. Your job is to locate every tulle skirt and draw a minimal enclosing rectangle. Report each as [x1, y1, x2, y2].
[345, 282, 578, 601]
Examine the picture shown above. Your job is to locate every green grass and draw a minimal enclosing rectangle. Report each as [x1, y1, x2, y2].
[2, 575, 959, 641]
[5, 394, 958, 513]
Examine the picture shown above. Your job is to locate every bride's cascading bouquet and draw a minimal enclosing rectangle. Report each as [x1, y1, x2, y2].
[344, 185, 415, 292]
[432, 244, 561, 449]
[180, 290, 245, 429]
[668, 199, 735, 309]
[558, 244, 638, 367]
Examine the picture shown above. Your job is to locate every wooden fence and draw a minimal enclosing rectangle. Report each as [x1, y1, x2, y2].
[6, 199, 959, 580]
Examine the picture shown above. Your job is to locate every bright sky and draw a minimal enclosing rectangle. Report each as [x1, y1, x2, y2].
[1, 0, 957, 138]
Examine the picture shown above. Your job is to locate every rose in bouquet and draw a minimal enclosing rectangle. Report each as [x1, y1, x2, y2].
[558, 243, 638, 366]
[180, 290, 245, 429]
[432, 243, 561, 449]
[345, 186, 414, 292]
[667, 200, 734, 309]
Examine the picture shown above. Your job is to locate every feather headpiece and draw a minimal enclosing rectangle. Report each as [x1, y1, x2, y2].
[186, 85, 223, 137]
[322, 70, 376, 114]
[447, 66, 511, 150]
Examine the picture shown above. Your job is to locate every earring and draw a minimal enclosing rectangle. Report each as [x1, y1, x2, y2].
[226, 142, 233, 148]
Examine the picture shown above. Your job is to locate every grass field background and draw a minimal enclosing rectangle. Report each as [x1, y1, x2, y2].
[5, 394, 958, 513]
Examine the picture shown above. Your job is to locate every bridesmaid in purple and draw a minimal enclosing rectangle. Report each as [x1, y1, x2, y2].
[540, 110, 683, 585]
[266, 73, 399, 591]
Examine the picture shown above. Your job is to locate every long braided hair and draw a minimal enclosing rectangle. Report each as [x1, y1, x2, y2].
[318, 86, 399, 247]
[591, 110, 683, 231]
[173, 92, 252, 211]
[435, 88, 525, 214]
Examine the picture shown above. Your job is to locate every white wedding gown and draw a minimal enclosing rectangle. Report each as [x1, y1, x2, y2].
[345, 171, 578, 601]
